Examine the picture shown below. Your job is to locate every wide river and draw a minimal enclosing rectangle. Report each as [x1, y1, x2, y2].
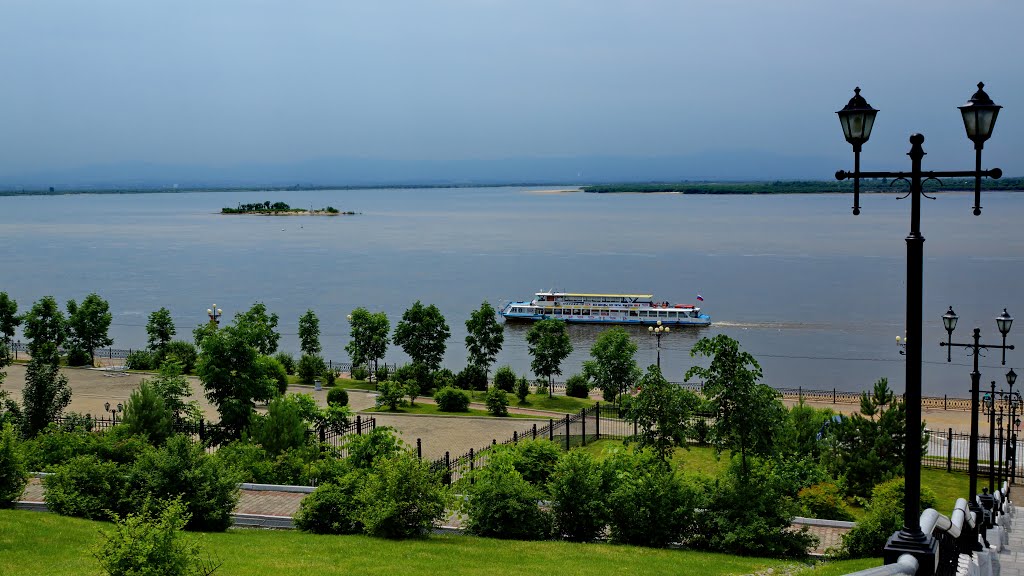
[1, 186, 1022, 397]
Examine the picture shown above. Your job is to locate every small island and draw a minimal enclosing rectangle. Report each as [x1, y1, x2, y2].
[221, 201, 356, 215]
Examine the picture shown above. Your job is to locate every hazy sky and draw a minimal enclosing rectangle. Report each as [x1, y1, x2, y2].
[2, 0, 1023, 178]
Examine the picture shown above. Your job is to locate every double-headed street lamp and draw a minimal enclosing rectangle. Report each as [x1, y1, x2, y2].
[941, 307, 1014, 508]
[648, 320, 669, 370]
[835, 83, 1003, 572]
[104, 401, 123, 423]
[207, 304, 223, 326]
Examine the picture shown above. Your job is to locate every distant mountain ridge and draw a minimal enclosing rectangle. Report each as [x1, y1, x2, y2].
[0, 150, 843, 191]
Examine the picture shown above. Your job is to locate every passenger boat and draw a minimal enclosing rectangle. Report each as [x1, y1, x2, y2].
[499, 291, 711, 326]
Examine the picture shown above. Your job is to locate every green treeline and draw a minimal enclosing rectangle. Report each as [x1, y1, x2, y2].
[583, 177, 1024, 194]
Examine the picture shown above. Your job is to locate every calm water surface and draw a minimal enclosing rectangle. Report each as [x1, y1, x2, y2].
[1, 187, 1022, 397]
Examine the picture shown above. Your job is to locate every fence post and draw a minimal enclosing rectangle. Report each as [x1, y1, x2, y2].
[199, 418, 206, 443]
[564, 414, 570, 450]
[581, 408, 586, 447]
[469, 447, 475, 477]
[833, 388, 836, 404]
[947, 428, 953, 472]
[370, 417, 376, 431]
[356, 415, 362, 435]
[944, 395, 948, 411]
[798, 386, 802, 402]
[532, 423, 537, 440]
[492, 439, 497, 446]
[595, 402, 601, 439]
[444, 452, 451, 486]
[417, 438, 422, 460]
[549, 419, 554, 442]
[633, 418, 638, 437]
[319, 426, 325, 443]
[513, 430, 518, 443]
[329, 359, 333, 371]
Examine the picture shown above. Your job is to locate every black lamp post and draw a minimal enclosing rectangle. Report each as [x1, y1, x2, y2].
[648, 320, 669, 370]
[1007, 368, 1020, 483]
[941, 307, 1014, 537]
[104, 401, 123, 423]
[835, 83, 1004, 572]
[207, 304, 223, 326]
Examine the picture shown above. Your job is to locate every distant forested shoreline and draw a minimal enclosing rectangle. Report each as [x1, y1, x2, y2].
[2, 177, 1023, 197]
[582, 177, 1024, 194]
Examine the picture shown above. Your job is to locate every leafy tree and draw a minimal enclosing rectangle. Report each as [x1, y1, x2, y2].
[485, 387, 509, 416]
[247, 395, 309, 455]
[195, 322, 277, 439]
[525, 319, 572, 397]
[465, 300, 504, 381]
[121, 381, 174, 446]
[0, 292, 20, 347]
[393, 301, 450, 375]
[298, 309, 321, 356]
[345, 308, 390, 380]
[22, 296, 67, 366]
[233, 302, 280, 355]
[548, 450, 607, 542]
[21, 357, 72, 437]
[493, 365, 517, 392]
[685, 334, 786, 481]
[356, 451, 447, 539]
[374, 380, 407, 411]
[0, 422, 29, 506]
[624, 365, 700, 463]
[582, 327, 640, 402]
[146, 307, 176, 355]
[66, 293, 114, 366]
[464, 451, 552, 540]
[145, 361, 201, 425]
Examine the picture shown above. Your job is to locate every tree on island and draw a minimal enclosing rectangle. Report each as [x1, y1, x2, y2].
[298, 309, 321, 356]
[685, 334, 786, 482]
[525, 318, 572, 397]
[346, 308, 390, 381]
[146, 307, 176, 356]
[22, 296, 67, 367]
[464, 301, 504, 386]
[66, 293, 114, 366]
[582, 327, 640, 402]
[393, 301, 450, 376]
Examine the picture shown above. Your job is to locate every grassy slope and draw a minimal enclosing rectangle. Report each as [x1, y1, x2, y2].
[0, 509, 883, 576]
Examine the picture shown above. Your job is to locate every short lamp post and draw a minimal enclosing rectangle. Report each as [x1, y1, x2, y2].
[648, 320, 669, 370]
[835, 83, 1004, 572]
[207, 304, 223, 326]
[104, 401, 123, 423]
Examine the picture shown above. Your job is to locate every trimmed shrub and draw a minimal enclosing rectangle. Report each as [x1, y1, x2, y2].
[549, 450, 607, 542]
[126, 435, 241, 532]
[122, 382, 174, 446]
[327, 387, 349, 407]
[258, 355, 289, 396]
[294, 471, 366, 534]
[95, 498, 215, 576]
[0, 422, 29, 507]
[507, 439, 562, 488]
[44, 455, 128, 520]
[350, 365, 369, 381]
[162, 341, 198, 374]
[298, 354, 327, 384]
[515, 377, 531, 403]
[356, 452, 446, 539]
[273, 351, 296, 375]
[493, 365, 517, 393]
[605, 452, 693, 548]
[564, 373, 590, 399]
[455, 364, 487, 391]
[464, 453, 552, 540]
[66, 346, 93, 367]
[485, 387, 509, 416]
[433, 386, 470, 412]
[374, 380, 406, 411]
[125, 349, 156, 371]
[799, 482, 854, 522]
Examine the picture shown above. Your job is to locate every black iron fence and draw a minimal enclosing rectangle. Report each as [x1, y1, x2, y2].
[923, 427, 1021, 479]
[424, 402, 715, 486]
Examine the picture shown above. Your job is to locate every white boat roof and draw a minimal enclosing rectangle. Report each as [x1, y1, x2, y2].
[536, 291, 654, 298]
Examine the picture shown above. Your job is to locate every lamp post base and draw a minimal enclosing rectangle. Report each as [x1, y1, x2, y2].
[883, 531, 938, 576]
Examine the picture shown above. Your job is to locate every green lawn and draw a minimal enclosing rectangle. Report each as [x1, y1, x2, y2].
[0, 509, 871, 576]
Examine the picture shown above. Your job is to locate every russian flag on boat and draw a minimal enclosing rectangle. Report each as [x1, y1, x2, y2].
[696, 294, 704, 301]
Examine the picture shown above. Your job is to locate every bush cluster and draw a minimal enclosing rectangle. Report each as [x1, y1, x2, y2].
[485, 387, 508, 416]
[0, 422, 29, 506]
[433, 387, 470, 412]
[298, 354, 327, 384]
[493, 365, 517, 393]
[327, 387, 349, 407]
[564, 374, 590, 399]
